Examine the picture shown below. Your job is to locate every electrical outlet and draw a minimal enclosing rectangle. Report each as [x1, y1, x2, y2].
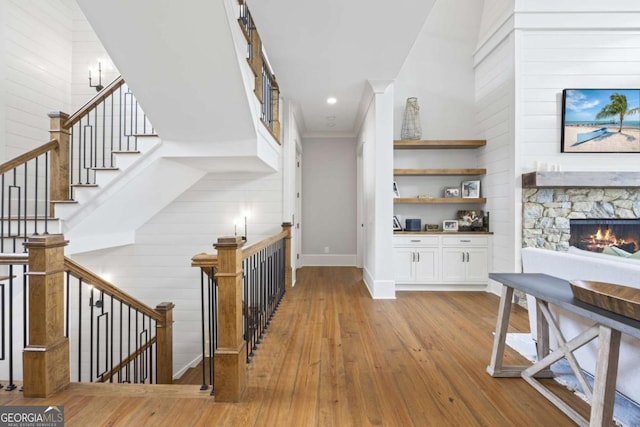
[324, 246, 330, 253]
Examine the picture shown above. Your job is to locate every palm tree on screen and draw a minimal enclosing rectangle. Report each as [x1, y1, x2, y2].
[595, 93, 631, 133]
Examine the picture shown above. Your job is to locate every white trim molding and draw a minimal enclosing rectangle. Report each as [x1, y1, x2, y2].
[300, 254, 357, 267]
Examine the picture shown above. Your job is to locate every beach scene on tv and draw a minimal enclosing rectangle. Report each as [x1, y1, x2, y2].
[562, 89, 640, 152]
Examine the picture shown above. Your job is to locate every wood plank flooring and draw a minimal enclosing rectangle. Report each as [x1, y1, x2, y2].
[0, 267, 591, 426]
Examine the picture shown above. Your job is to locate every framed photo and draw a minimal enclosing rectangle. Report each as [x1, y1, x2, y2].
[458, 210, 484, 231]
[393, 215, 403, 231]
[444, 187, 459, 198]
[461, 180, 480, 198]
[443, 220, 458, 232]
[393, 181, 400, 198]
[561, 89, 640, 153]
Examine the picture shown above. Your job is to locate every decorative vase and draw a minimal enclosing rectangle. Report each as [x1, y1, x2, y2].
[401, 97, 422, 140]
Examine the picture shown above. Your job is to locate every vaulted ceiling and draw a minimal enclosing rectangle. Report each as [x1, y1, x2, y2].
[249, 0, 437, 136]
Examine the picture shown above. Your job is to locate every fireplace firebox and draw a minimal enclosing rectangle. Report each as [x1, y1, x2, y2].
[569, 219, 640, 254]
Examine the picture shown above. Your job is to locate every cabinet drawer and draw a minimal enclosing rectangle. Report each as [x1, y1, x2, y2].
[394, 235, 440, 246]
[441, 235, 488, 247]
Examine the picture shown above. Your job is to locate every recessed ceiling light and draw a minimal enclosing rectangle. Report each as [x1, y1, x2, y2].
[326, 97, 337, 105]
[326, 116, 336, 121]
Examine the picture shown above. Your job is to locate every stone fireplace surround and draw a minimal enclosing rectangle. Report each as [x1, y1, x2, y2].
[522, 172, 640, 251]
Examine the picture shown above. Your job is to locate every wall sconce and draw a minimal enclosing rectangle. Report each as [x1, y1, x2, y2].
[234, 216, 248, 242]
[89, 286, 103, 308]
[88, 62, 104, 92]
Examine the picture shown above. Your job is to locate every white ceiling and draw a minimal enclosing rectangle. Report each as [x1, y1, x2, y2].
[249, 0, 437, 137]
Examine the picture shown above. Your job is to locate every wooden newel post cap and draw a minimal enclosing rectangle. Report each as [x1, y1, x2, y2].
[23, 234, 69, 249]
[214, 236, 245, 249]
[48, 111, 70, 120]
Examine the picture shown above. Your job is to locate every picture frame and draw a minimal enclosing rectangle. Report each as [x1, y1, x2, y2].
[393, 215, 403, 231]
[442, 220, 458, 232]
[458, 210, 484, 231]
[444, 187, 460, 198]
[461, 180, 480, 198]
[393, 181, 400, 198]
[561, 89, 640, 153]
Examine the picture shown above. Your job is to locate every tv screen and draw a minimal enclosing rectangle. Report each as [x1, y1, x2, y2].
[561, 89, 640, 153]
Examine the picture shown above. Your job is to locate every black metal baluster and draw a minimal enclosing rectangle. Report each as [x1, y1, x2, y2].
[212, 267, 217, 394]
[78, 279, 82, 381]
[33, 158, 38, 235]
[1, 174, 5, 252]
[135, 309, 139, 383]
[23, 163, 27, 249]
[65, 272, 70, 338]
[89, 286, 94, 382]
[199, 270, 208, 390]
[110, 296, 114, 382]
[6, 268, 15, 390]
[44, 152, 49, 234]
[110, 92, 114, 167]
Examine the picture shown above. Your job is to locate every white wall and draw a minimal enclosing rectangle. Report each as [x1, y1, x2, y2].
[358, 81, 395, 299]
[394, 0, 482, 140]
[72, 170, 284, 376]
[474, 33, 516, 291]
[300, 137, 356, 266]
[2, 0, 73, 160]
[71, 1, 119, 111]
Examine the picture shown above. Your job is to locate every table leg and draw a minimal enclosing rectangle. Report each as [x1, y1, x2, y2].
[590, 326, 621, 427]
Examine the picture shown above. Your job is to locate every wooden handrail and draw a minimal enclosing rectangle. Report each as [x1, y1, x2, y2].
[0, 254, 29, 265]
[0, 140, 58, 176]
[96, 337, 157, 383]
[191, 253, 218, 268]
[242, 230, 288, 260]
[63, 76, 126, 128]
[64, 256, 162, 321]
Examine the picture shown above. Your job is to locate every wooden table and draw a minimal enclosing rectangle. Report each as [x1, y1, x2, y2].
[487, 273, 640, 427]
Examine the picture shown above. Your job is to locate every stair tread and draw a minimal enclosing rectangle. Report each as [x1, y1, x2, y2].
[134, 133, 158, 137]
[112, 150, 141, 154]
[52, 200, 78, 204]
[71, 184, 99, 188]
[92, 167, 119, 171]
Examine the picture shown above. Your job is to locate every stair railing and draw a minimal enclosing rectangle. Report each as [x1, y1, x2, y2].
[191, 222, 292, 401]
[237, 1, 281, 143]
[0, 234, 174, 397]
[0, 77, 155, 253]
[0, 141, 57, 253]
[61, 76, 155, 199]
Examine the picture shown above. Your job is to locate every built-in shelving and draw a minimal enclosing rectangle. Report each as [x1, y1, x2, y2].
[394, 197, 487, 204]
[394, 140, 486, 149]
[394, 168, 486, 176]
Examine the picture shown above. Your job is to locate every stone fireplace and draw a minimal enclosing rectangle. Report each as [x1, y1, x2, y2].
[522, 172, 640, 252]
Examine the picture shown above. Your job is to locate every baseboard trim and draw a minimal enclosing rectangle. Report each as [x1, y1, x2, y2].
[363, 267, 395, 299]
[300, 254, 356, 267]
[174, 354, 202, 380]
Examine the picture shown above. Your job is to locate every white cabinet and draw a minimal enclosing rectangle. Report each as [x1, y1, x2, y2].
[441, 236, 489, 284]
[394, 234, 489, 290]
[393, 236, 440, 283]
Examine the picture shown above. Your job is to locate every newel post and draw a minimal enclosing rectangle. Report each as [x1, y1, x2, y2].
[48, 112, 71, 213]
[213, 236, 246, 402]
[23, 234, 70, 397]
[155, 302, 175, 384]
[282, 222, 292, 289]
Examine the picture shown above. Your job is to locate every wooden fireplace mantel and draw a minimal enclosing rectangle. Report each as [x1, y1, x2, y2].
[522, 171, 640, 188]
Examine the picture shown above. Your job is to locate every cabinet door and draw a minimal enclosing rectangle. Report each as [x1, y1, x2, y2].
[441, 248, 466, 282]
[465, 247, 488, 283]
[393, 247, 415, 283]
[414, 248, 439, 282]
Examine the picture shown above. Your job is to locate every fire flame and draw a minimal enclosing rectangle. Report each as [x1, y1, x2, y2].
[587, 227, 639, 252]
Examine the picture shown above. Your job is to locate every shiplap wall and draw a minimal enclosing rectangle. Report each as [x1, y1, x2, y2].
[71, 1, 119, 111]
[3, 0, 73, 160]
[72, 171, 284, 375]
[474, 35, 516, 284]
[517, 29, 640, 173]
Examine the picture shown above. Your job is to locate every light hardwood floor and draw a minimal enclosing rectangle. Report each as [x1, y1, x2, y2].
[0, 267, 590, 426]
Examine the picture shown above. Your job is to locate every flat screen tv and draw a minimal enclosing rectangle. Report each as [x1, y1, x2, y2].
[561, 89, 640, 153]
